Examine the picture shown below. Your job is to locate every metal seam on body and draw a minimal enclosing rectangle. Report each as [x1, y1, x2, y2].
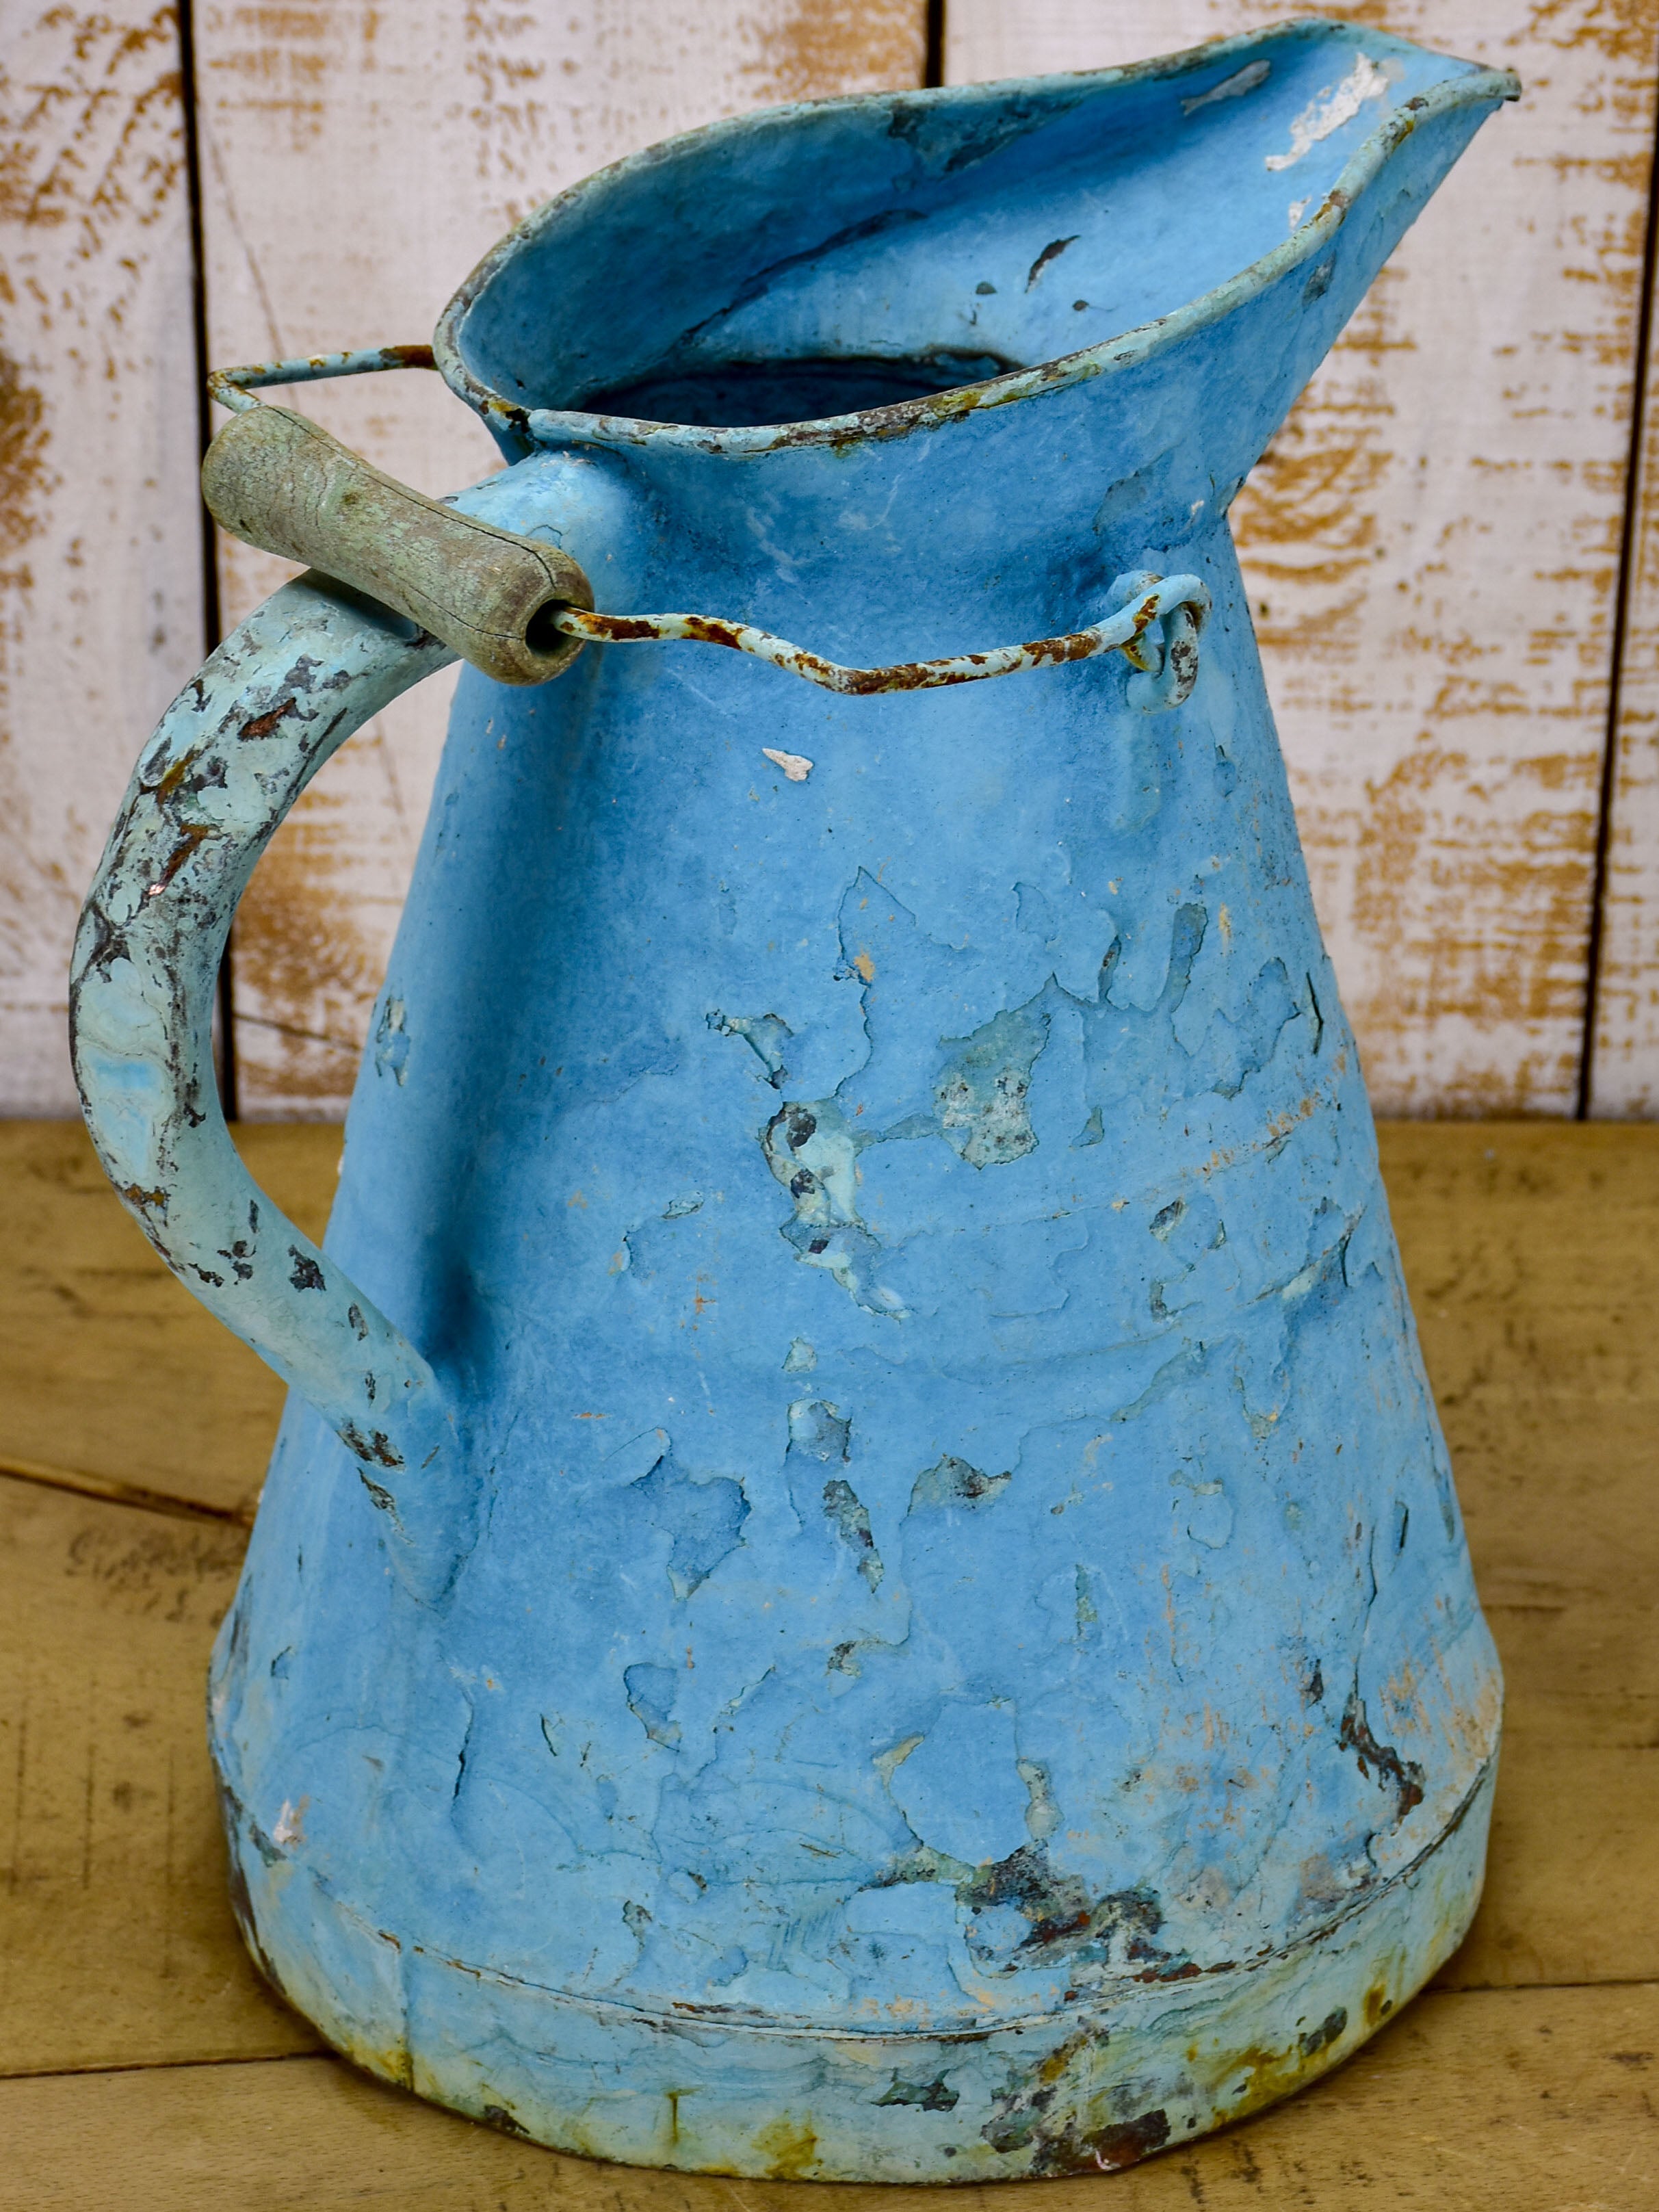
[244, 1754, 1493, 2045]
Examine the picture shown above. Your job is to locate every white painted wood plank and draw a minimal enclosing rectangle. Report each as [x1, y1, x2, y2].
[948, 1, 1653, 1115]
[195, 0, 929, 1117]
[0, 3, 205, 1113]
[1589, 164, 1659, 1116]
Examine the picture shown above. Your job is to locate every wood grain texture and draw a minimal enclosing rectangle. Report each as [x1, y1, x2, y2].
[0, 3, 206, 1115]
[948, 1, 1659, 1115]
[1439, 1740, 1659, 1989]
[0, 1119, 332, 1520]
[0, 1471, 317, 2075]
[193, 0, 928, 1117]
[1379, 1120, 1659, 1751]
[0, 1985, 1655, 2209]
[1, 1122, 1656, 2101]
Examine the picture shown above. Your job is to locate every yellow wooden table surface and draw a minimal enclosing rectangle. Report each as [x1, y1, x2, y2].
[1, 1119, 1655, 2209]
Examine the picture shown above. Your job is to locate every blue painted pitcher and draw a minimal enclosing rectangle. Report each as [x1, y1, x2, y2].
[71, 18, 1517, 2182]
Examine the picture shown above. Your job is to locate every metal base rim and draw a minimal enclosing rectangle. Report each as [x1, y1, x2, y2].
[218, 1756, 1495, 2183]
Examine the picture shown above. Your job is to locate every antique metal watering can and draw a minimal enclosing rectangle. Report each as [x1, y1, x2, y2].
[71, 18, 1517, 2182]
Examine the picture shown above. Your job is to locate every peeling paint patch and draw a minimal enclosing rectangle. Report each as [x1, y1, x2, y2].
[787, 1409, 882, 1590]
[709, 1009, 792, 1087]
[623, 1662, 681, 1747]
[374, 995, 409, 1083]
[787, 1396, 851, 1471]
[761, 746, 813, 781]
[822, 1476, 883, 1589]
[1339, 1688, 1426, 1821]
[876, 2072, 959, 2111]
[1181, 57, 1270, 117]
[1301, 2003, 1348, 2057]
[936, 1004, 1048, 1167]
[1265, 53, 1389, 172]
[909, 1453, 1011, 1510]
[1018, 1757, 1061, 1843]
[632, 1446, 750, 1600]
[762, 1100, 906, 1314]
[1090, 2109, 1172, 2172]
[271, 1795, 309, 1848]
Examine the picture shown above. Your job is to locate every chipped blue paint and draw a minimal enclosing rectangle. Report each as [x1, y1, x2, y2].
[70, 17, 1517, 2183]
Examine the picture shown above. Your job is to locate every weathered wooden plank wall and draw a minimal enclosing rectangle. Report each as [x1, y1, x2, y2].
[3, 1, 1659, 1118]
[950, 0, 1659, 1116]
[0, 5, 205, 1113]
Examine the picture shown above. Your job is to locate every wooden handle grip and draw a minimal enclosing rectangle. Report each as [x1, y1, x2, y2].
[201, 404, 592, 686]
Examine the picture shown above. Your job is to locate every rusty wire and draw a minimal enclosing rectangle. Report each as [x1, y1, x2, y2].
[207, 346, 436, 415]
[547, 580, 1209, 699]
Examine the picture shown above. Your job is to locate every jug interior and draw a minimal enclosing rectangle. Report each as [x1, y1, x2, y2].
[581, 350, 1018, 427]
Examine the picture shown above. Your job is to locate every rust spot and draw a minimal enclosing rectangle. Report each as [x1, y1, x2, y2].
[1339, 1689, 1426, 1818]
[1135, 1958, 1203, 1983]
[753, 2114, 818, 2180]
[341, 1422, 403, 1470]
[1026, 234, 1080, 290]
[1202, 2014, 1353, 2133]
[980, 2024, 1177, 2176]
[1088, 2108, 1171, 2170]
[239, 697, 298, 740]
[153, 751, 199, 804]
[590, 614, 665, 642]
[155, 817, 213, 887]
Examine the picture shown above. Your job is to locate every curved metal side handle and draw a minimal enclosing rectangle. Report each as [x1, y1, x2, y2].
[69, 575, 468, 1602]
